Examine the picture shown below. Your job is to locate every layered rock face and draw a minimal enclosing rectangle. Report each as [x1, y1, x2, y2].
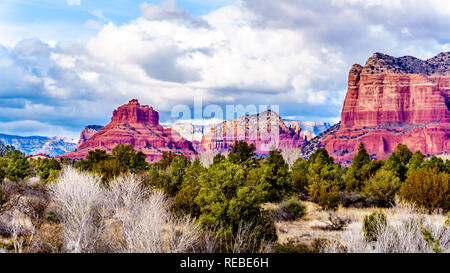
[283, 121, 331, 140]
[323, 52, 450, 163]
[199, 110, 306, 154]
[76, 125, 103, 149]
[58, 99, 197, 162]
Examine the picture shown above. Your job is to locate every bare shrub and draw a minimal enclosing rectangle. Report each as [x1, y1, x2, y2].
[281, 148, 304, 167]
[0, 209, 36, 253]
[231, 222, 272, 253]
[323, 202, 450, 253]
[49, 167, 106, 253]
[326, 211, 349, 231]
[192, 222, 273, 253]
[106, 174, 201, 253]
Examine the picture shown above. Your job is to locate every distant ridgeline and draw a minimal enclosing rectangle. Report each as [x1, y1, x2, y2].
[0, 134, 77, 157]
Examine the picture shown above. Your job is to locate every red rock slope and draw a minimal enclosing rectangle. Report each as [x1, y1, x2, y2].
[323, 52, 450, 163]
[58, 99, 197, 162]
[76, 125, 103, 149]
[199, 110, 306, 154]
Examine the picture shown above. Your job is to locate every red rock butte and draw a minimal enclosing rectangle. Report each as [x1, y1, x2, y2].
[323, 52, 450, 163]
[199, 110, 306, 154]
[58, 99, 197, 162]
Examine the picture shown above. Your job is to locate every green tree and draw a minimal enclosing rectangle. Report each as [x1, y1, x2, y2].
[307, 149, 342, 184]
[180, 158, 206, 187]
[306, 149, 342, 210]
[153, 151, 178, 170]
[91, 158, 122, 185]
[257, 149, 292, 202]
[0, 157, 7, 183]
[212, 153, 227, 165]
[227, 141, 258, 168]
[112, 144, 149, 173]
[167, 154, 191, 195]
[76, 149, 111, 171]
[361, 159, 384, 178]
[363, 170, 401, 207]
[408, 151, 426, 170]
[343, 143, 372, 192]
[394, 144, 413, 165]
[145, 167, 172, 194]
[171, 158, 206, 217]
[352, 142, 371, 169]
[5, 150, 32, 181]
[36, 158, 62, 182]
[383, 153, 408, 181]
[195, 161, 276, 243]
[307, 180, 340, 210]
[400, 168, 449, 212]
[291, 158, 309, 195]
[422, 156, 446, 173]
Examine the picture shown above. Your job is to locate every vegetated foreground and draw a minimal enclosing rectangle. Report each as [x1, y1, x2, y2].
[0, 139, 449, 253]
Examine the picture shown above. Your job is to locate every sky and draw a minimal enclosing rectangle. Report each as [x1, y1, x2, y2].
[1, 0, 450, 139]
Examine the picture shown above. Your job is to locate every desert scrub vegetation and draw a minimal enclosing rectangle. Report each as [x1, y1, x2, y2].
[0, 140, 449, 253]
[322, 202, 450, 253]
[49, 167, 201, 253]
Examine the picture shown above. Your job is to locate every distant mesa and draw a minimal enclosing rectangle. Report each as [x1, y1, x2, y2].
[319, 52, 450, 163]
[58, 99, 197, 162]
[199, 110, 306, 155]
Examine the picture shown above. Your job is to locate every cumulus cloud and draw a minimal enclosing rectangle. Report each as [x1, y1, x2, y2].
[140, 0, 210, 28]
[1, 0, 450, 138]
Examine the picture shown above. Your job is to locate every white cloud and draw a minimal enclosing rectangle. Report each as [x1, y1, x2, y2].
[140, 0, 210, 28]
[2, 0, 450, 138]
[66, 0, 81, 6]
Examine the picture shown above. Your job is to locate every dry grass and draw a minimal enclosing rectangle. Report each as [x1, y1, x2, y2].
[272, 201, 449, 253]
[273, 201, 374, 245]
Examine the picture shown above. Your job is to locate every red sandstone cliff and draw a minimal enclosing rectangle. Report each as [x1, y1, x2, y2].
[323, 52, 450, 163]
[59, 99, 197, 162]
[199, 110, 306, 154]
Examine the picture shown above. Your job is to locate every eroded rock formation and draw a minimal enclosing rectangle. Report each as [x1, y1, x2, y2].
[199, 110, 306, 154]
[58, 99, 197, 162]
[76, 125, 103, 149]
[322, 52, 450, 163]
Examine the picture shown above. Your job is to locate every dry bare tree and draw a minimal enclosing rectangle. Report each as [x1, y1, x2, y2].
[281, 148, 304, 167]
[105, 174, 201, 253]
[49, 167, 107, 253]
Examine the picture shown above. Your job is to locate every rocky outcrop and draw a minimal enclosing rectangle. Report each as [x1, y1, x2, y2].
[58, 99, 197, 162]
[161, 122, 219, 142]
[283, 121, 332, 141]
[322, 52, 450, 164]
[300, 122, 341, 157]
[76, 125, 103, 149]
[199, 110, 306, 154]
[0, 134, 77, 157]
